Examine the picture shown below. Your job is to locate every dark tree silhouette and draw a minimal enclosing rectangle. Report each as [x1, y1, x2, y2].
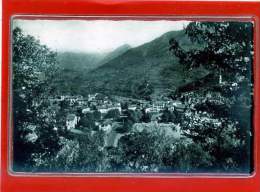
[12, 27, 60, 171]
[169, 22, 253, 172]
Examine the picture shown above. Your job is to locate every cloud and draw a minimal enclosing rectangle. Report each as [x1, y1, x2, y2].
[12, 19, 190, 53]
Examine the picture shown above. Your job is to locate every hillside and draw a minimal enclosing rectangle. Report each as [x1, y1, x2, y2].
[53, 52, 105, 94]
[57, 52, 106, 71]
[77, 30, 209, 98]
[54, 45, 131, 94]
[98, 44, 131, 66]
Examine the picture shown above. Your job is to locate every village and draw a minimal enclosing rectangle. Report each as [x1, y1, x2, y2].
[42, 93, 186, 148]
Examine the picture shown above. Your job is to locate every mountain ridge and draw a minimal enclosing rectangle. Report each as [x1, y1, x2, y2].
[79, 30, 208, 98]
[53, 29, 209, 98]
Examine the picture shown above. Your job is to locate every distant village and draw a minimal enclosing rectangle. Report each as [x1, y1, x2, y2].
[33, 93, 187, 148]
[28, 75, 240, 151]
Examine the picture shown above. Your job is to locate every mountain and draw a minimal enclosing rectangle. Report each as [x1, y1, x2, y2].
[98, 44, 131, 65]
[53, 52, 107, 94]
[77, 30, 208, 98]
[57, 52, 106, 72]
[57, 44, 131, 72]
[54, 45, 132, 94]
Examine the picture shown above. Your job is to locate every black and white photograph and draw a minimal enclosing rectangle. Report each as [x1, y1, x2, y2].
[11, 19, 253, 173]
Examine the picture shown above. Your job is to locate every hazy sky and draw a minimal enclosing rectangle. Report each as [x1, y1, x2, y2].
[13, 19, 190, 53]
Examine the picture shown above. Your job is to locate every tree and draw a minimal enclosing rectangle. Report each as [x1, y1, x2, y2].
[104, 108, 120, 119]
[169, 22, 253, 172]
[12, 27, 59, 171]
[170, 22, 253, 84]
[140, 108, 151, 123]
[75, 131, 104, 172]
[162, 140, 214, 172]
[102, 147, 125, 172]
[78, 113, 94, 131]
[115, 103, 136, 133]
[132, 80, 154, 100]
[159, 107, 174, 123]
[118, 130, 164, 172]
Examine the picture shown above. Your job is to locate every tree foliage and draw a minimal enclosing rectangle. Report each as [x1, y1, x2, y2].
[170, 22, 253, 80]
[132, 80, 154, 100]
[169, 21, 253, 172]
[12, 27, 60, 171]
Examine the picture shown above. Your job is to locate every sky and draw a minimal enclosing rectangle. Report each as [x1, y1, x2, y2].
[13, 19, 190, 53]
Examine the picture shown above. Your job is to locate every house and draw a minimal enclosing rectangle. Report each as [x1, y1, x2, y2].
[152, 101, 165, 111]
[66, 114, 79, 130]
[88, 94, 96, 101]
[98, 106, 122, 118]
[98, 107, 109, 114]
[78, 99, 88, 106]
[174, 102, 186, 112]
[82, 107, 91, 114]
[129, 105, 137, 111]
[88, 93, 106, 103]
